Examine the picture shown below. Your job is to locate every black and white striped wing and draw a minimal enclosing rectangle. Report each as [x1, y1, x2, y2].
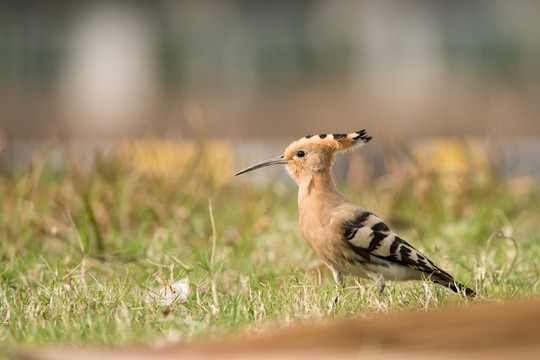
[339, 210, 453, 281]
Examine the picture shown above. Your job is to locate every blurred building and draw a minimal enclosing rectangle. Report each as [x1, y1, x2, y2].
[0, 0, 539, 140]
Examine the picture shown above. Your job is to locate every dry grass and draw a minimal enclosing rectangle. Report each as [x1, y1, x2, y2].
[21, 300, 540, 360]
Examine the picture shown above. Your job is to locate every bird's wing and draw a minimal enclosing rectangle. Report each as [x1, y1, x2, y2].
[332, 209, 454, 281]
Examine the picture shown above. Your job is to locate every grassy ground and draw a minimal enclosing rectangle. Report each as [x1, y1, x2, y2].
[0, 142, 539, 348]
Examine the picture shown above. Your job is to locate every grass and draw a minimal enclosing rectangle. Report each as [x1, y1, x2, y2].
[0, 141, 539, 348]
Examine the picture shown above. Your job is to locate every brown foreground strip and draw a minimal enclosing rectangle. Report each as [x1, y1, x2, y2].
[20, 300, 540, 360]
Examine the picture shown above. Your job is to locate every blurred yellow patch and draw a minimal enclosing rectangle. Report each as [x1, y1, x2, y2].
[410, 138, 490, 191]
[116, 139, 233, 187]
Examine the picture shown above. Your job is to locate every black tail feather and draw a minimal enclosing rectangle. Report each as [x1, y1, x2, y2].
[448, 281, 477, 299]
[429, 268, 476, 299]
[433, 277, 476, 299]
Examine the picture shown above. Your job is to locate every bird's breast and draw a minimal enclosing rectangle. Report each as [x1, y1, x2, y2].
[297, 182, 349, 262]
[299, 208, 341, 258]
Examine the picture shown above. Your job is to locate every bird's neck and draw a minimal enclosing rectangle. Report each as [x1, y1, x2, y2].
[297, 170, 343, 208]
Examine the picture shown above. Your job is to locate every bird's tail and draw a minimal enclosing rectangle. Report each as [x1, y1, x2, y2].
[445, 280, 477, 298]
[432, 271, 476, 299]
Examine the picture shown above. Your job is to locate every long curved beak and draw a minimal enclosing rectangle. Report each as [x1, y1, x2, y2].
[234, 155, 289, 176]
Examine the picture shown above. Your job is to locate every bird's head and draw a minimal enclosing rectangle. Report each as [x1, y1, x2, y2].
[235, 130, 372, 183]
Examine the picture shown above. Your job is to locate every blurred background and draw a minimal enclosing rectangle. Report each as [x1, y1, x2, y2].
[0, 0, 539, 177]
[1, 3, 539, 352]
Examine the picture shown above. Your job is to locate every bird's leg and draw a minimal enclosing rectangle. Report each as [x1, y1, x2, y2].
[327, 264, 345, 306]
[333, 281, 345, 306]
[371, 273, 386, 296]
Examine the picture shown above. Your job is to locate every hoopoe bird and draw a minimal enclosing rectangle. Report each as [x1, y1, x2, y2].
[235, 130, 476, 298]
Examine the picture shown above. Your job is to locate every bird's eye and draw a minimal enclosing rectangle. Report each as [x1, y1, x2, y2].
[296, 150, 305, 158]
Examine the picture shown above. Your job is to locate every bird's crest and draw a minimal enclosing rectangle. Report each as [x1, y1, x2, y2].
[288, 130, 372, 154]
